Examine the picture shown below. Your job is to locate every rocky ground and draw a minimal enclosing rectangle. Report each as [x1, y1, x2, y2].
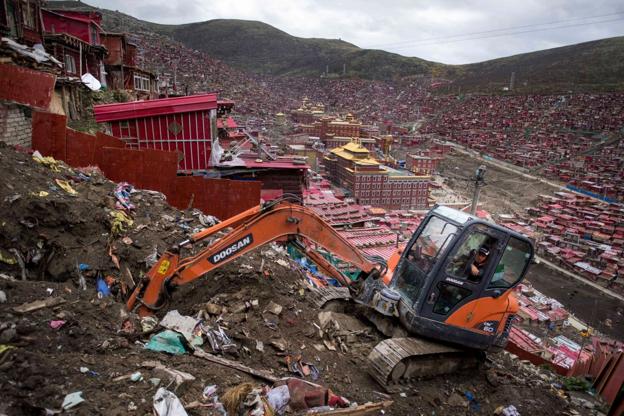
[0, 144, 608, 415]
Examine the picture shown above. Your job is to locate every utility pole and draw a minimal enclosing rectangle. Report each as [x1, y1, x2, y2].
[470, 165, 487, 215]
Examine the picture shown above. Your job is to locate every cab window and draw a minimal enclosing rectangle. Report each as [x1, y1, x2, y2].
[445, 227, 497, 283]
[488, 237, 532, 289]
[433, 283, 472, 315]
[405, 216, 458, 273]
[394, 215, 458, 303]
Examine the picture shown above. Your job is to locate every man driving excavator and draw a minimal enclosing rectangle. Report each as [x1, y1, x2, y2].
[469, 246, 490, 282]
[449, 245, 491, 283]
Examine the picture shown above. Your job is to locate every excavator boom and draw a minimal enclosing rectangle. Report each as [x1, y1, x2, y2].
[127, 201, 384, 316]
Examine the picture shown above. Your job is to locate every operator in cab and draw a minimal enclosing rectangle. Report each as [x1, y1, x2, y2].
[468, 246, 490, 282]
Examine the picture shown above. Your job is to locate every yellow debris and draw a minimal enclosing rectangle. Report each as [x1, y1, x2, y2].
[0, 250, 17, 265]
[55, 179, 77, 195]
[31, 191, 49, 197]
[33, 153, 61, 172]
[0, 345, 16, 354]
[110, 210, 134, 235]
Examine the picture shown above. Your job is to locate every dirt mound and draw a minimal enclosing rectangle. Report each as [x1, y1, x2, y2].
[0, 142, 205, 284]
[0, 144, 606, 415]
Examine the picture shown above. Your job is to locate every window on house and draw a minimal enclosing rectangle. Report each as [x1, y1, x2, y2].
[90, 24, 97, 44]
[64, 54, 77, 74]
[133, 74, 150, 91]
[22, 1, 37, 28]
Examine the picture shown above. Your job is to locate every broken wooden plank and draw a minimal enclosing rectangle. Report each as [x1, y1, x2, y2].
[312, 400, 393, 415]
[13, 297, 66, 313]
[193, 348, 278, 383]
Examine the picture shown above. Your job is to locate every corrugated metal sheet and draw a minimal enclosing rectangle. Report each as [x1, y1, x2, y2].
[93, 93, 217, 122]
[108, 110, 213, 170]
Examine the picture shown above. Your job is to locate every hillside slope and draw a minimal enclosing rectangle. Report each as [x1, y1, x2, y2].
[168, 19, 437, 79]
[46, 1, 624, 91]
[441, 36, 624, 93]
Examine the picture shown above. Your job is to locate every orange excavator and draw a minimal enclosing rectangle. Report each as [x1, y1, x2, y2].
[127, 198, 534, 391]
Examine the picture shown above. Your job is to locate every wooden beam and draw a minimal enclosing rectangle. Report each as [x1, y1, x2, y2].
[193, 348, 278, 383]
[312, 401, 393, 415]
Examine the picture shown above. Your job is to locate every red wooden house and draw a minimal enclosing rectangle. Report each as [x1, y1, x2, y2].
[0, 0, 43, 45]
[100, 32, 157, 99]
[41, 8, 106, 80]
[94, 93, 219, 171]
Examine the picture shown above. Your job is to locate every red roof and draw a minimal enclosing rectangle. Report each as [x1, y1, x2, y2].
[217, 117, 238, 129]
[243, 159, 309, 170]
[94, 93, 218, 123]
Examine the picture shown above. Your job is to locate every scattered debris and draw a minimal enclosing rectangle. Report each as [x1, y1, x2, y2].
[49, 320, 66, 330]
[145, 330, 189, 355]
[141, 361, 196, 389]
[495, 404, 521, 416]
[61, 391, 85, 410]
[13, 296, 65, 313]
[153, 387, 188, 416]
[159, 310, 202, 345]
[193, 348, 278, 383]
[266, 300, 283, 315]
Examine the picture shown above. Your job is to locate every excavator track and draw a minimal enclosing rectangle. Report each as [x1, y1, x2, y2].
[309, 286, 351, 309]
[367, 337, 479, 392]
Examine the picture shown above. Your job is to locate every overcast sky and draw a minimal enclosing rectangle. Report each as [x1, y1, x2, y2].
[83, 0, 624, 64]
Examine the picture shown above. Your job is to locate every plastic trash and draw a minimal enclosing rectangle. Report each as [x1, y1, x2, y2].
[267, 385, 290, 415]
[55, 179, 77, 195]
[81, 73, 101, 91]
[62, 391, 85, 410]
[141, 316, 159, 332]
[96, 276, 111, 297]
[130, 371, 143, 382]
[76, 263, 87, 291]
[145, 330, 189, 355]
[202, 385, 217, 399]
[501, 405, 521, 416]
[153, 387, 188, 416]
[159, 310, 202, 344]
[114, 182, 136, 211]
[50, 320, 66, 330]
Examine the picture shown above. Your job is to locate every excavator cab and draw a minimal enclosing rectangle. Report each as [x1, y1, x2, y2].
[359, 205, 534, 351]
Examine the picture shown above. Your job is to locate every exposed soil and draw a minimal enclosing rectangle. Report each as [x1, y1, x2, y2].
[0, 145, 606, 415]
[527, 263, 624, 340]
[439, 149, 559, 217]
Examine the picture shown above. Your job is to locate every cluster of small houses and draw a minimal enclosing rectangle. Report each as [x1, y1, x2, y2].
[419, 93, 624, 200]
[1, 0, 158, 118]
[500, 191, 624, 293]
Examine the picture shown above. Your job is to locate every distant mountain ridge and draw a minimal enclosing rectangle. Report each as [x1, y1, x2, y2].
[47, 1, 624, 92]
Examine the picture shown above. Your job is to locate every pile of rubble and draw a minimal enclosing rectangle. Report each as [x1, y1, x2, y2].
[0, 143, 609, 415]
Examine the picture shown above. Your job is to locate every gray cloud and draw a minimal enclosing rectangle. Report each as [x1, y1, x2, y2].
[84, 0, 624, 64]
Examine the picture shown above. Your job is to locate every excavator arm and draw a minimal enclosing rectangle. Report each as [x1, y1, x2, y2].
[127, 201, 384, 316]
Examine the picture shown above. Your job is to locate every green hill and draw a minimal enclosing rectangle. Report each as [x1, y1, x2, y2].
[168, 19, 437, 78]
[444, 36, 624, 93]
[46, 1, 624, 90]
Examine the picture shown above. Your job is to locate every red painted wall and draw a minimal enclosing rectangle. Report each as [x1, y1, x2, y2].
[66, 128, 96, 167]
[0, 64, 56, 109]
[42, 10, 99, 45]
[29, 110, 260, 219]
[110, 111, 212, 170]
[31, 111, 66, 159]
